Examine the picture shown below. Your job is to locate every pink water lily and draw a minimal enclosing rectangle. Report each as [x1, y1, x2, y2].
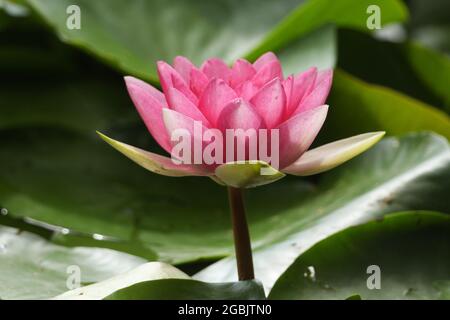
[99, 52, 384, 188]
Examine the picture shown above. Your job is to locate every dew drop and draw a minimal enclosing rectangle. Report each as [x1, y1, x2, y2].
[303, 266, 316, 282]
[93, 233, 105, 241]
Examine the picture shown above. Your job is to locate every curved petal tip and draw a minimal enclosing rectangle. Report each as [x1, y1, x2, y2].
[283, 131, 386, 176]
[97, 131, 211, 177]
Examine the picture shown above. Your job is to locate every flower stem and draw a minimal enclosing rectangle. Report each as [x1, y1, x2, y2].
[227, 187, 254, 281]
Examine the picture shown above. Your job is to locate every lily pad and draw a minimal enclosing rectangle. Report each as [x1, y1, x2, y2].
[320, 69, 450, 143]
[338, 29, 450, 112]
[56, 259, 264, 300]
[0, 28, 138, 134]
[269, 211, 450, 300]
[106, 279, 265, 300]
[0, 225, 146, 299]
[248, 0, 407, 60]
[27, 0, 301, 82]
[195, 132, 450, 291]
[26, 0, 406, 81]
[0, 127, 233, 264]
[1, 127, 449, 270]
[55, 262, 189, 300]
[408, 0, 450, 53]
[277, 24, 336, 75]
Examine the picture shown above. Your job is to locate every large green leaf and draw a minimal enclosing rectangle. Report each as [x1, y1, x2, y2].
[338, 29, 450, 111]
[27, 0, 301, 82]
[0, 0, 28, 30]
[0, 76, 137, 133]
[269, 211, 450, 300]
[0, 225, 146, 299]
[106, 279, 265, 300]
[56, 260, 264, 300]
[1, 129, 449, 271]
[0, 0, 29, 17]
[247, 0, 407, 61]
[277, 24, 336, 75]
[0, 17, 139, 133]
[407, 0, 450, 54]
[405, 42, 450, 111]
[0, 127, 233, 264]
[55, 262, 189, 300]
[195, 132, 450, 291]
[26, 0, 406, 82]
[319, 69, 450, 143]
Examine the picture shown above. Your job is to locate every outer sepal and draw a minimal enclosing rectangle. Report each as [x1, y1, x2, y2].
[215, 160, 285, 188]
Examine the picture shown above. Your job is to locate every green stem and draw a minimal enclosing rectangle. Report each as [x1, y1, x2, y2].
[227, 187, 255, 281]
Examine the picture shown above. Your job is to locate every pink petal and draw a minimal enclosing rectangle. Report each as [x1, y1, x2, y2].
[124, 76, 167, 106]
[198, 78, 237, 126]
[163, 108, 207, 138]
[250, 78, 286, 128]
[173, 56, 195, 83]
[294, 69, 333, 115]
[235, 80, 259, 101]
[201, 58, 230, 82]
[124, 77, 172, 153]
[230, 59, 256, 88]
[189, 67, 209, 98]
[253, 52, 279, 71]
[216, 98, 265, 162]
[282, 75, 294, 113]
[287, 67, 317, 115]
[277, 105, 328, 168]
[166, 87, 211, 126]
[157, 61, 198, 104]
[162, 108, 211, 166]
[217, 98, 265, 132]
[251, 60, 283, 88]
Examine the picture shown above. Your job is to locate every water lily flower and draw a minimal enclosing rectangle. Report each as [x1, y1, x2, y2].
[98, 52, 384, 189]
[98, 52, 384, 281]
